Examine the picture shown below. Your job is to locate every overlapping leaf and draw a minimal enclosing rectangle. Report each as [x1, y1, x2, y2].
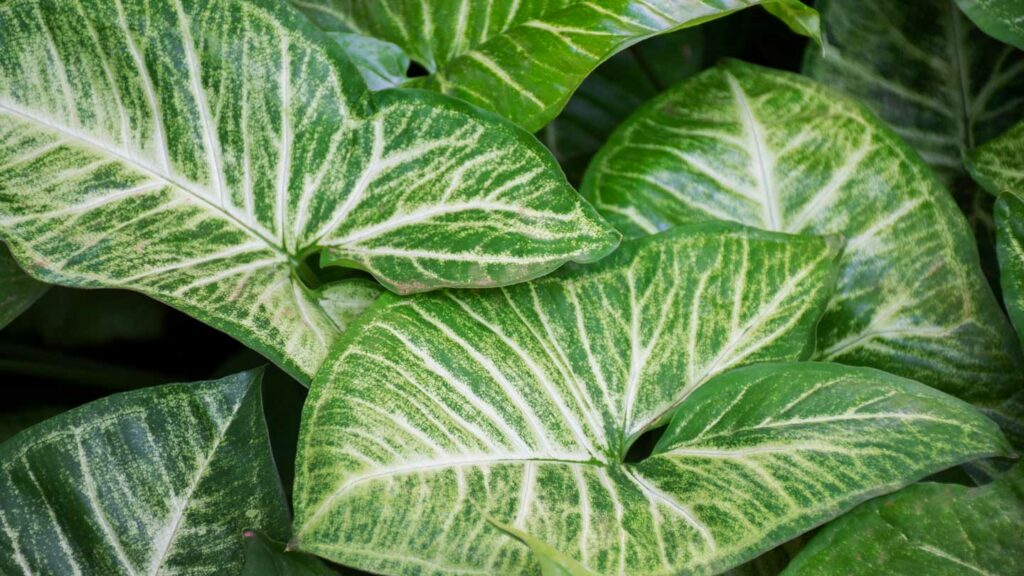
[0, 370, 290, 575]
[291, 0, 820, 132]
[804, 0, 1024, 183]
[954, 0, 1024, 50]
[241, 531, 338, 576]
[968, 119, 1024, 197]
[0, 244, 46, 330]
[582, 60, 1024, 425]
[0, 0, 618, 383]
[783, 463, 1024, 575]
[293, 224, 1011, 575]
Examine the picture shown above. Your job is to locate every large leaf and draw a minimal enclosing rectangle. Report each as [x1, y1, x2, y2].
[954, 0, 1024, 51]
[782, 463, 1024, 575]
[0, 244, 46, 330]
[0, 370, 290, 574]
[803, 0, 1024, 183]
[292, 224, 1011, 575]
[0, 0, 618, 384]
[967, 119, 1024, 197]
[581, 60, 1024, 425]
[291, 0, 820, 132]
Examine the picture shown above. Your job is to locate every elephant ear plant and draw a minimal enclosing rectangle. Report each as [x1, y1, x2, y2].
[0, 0, 1022, 575]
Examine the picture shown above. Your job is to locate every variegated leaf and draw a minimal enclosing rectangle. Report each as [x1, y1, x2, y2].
[967, 119, 1024, 198]
[292, 224, 1011, 575]
[803, 0, 1024, 183]
[581, 60, 1024, 431]
[0, 370, 290, 575]
[0, 244, 47, 330]
[330, 32, 410, 91]
[954, 0, 1024, 51]
[290, 0, 820, 132]
[783, 463, 1024, 575]
[0, 0, 617, 383]
[994, 195, 1024, 443]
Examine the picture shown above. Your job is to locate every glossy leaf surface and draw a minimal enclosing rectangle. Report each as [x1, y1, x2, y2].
[0, 0, 618, 382]
[0, 244, 46, 330]
[291, 0, 820, 132]
[582, 60, 1024, 418]
[783, 463, 1024, 575]
[293, 225, 1010, 575]
[954, 0, 1024, 50]
[0, 370, 290, 575]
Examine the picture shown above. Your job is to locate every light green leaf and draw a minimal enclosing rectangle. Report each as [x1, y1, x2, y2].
[314, 278, 384, 335]
[293, 224, 1010, 575]
[0, 0, 617, 383]
[782, 463, 1024, 575]
[0, 370, 290, 574]
[954, 0, 1024, 51]
[763, 1, 822, 47]
[330, 32, 410, 91]
[0, 244, 47, 330]
[803, 0, 1024, 185]
[291, 0, 820, 132]
[994, 194, 1024, 443]
[967, 119, 1024, 198]
[241, 531, 338, 576]
[582, 60, 1024, 424]
[541, 28, 705, 184]
[485, 517, 600, 576]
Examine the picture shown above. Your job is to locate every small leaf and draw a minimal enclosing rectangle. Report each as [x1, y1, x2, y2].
[954, 0, 1024, 51]
[967, 119, 1024, 199]
[0, 370, 290, 574]
[330, 32, 410, 91]
[994, 194, 1024, 444]
[582, 59, 1024, 427]
[0, 0, 617, 383]
[0, 244, 47, 330]
[485, 517, 600, 576]
[241, 531, 338, 576]
[293, 224, 1010, 575]
[782, 463, 1024, 575]
[804, 0, 1024, 185]
[763, 1, 822, 48]
[292, 0, 821, 132]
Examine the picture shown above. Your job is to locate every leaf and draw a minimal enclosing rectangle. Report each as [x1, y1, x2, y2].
[782, 463, 1024, 575]
[0, 369, 290, 574]
[485, 517, 600, 576]
[803, 0, 1024, 184]
[541, 28, 705, 185]
[994, 195, 1024, 444]
[763, 1, 822, 47]
[0, 244, 47, 330]
[581, 60, 1024, 425]
[241, 531, 338, 576]
[330, 32, 410, 91]
[0, 0, 618, 384]
[291, 0, 821, 132]
[954, 0, 1024, 51]
[292, 224, 1011, 575]
[967, 119, 1024, 198]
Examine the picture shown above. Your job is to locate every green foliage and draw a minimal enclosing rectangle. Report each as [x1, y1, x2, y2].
[2, 0, 1023, 575]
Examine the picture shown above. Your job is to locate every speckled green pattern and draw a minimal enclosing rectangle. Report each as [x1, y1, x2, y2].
[582, 60, 1024, 415]
[968, 119, 1024, 198]
[804, 0, 1024, 182]
[955, 0, 1024, 50]
[290, 0, 819, 132]
[0, 244, 46, 329]
[999, 195, 1024, 340]
[0, 370, 290, 575]
[783, 464, 1024, 575]
[293, 224, 1011, 575]
[0, 0, 618, 383]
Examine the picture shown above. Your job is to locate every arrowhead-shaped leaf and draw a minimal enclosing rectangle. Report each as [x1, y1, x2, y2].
[0, 370, 290, 575]
[291, 0, 821, 132]
[0, 244, 46, 330]
[582, 60, 1024, 424]
[954, 0, 1024, 51]
[967, 119, 1024, 198]
[783, 463, 1024, 575]
[0, 0, 618, 383]
[292, 224, 1010, 575]
[803, 0, 1024, 184]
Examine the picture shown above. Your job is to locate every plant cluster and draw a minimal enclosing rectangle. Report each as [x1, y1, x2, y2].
[0, 0, 1022, 575]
